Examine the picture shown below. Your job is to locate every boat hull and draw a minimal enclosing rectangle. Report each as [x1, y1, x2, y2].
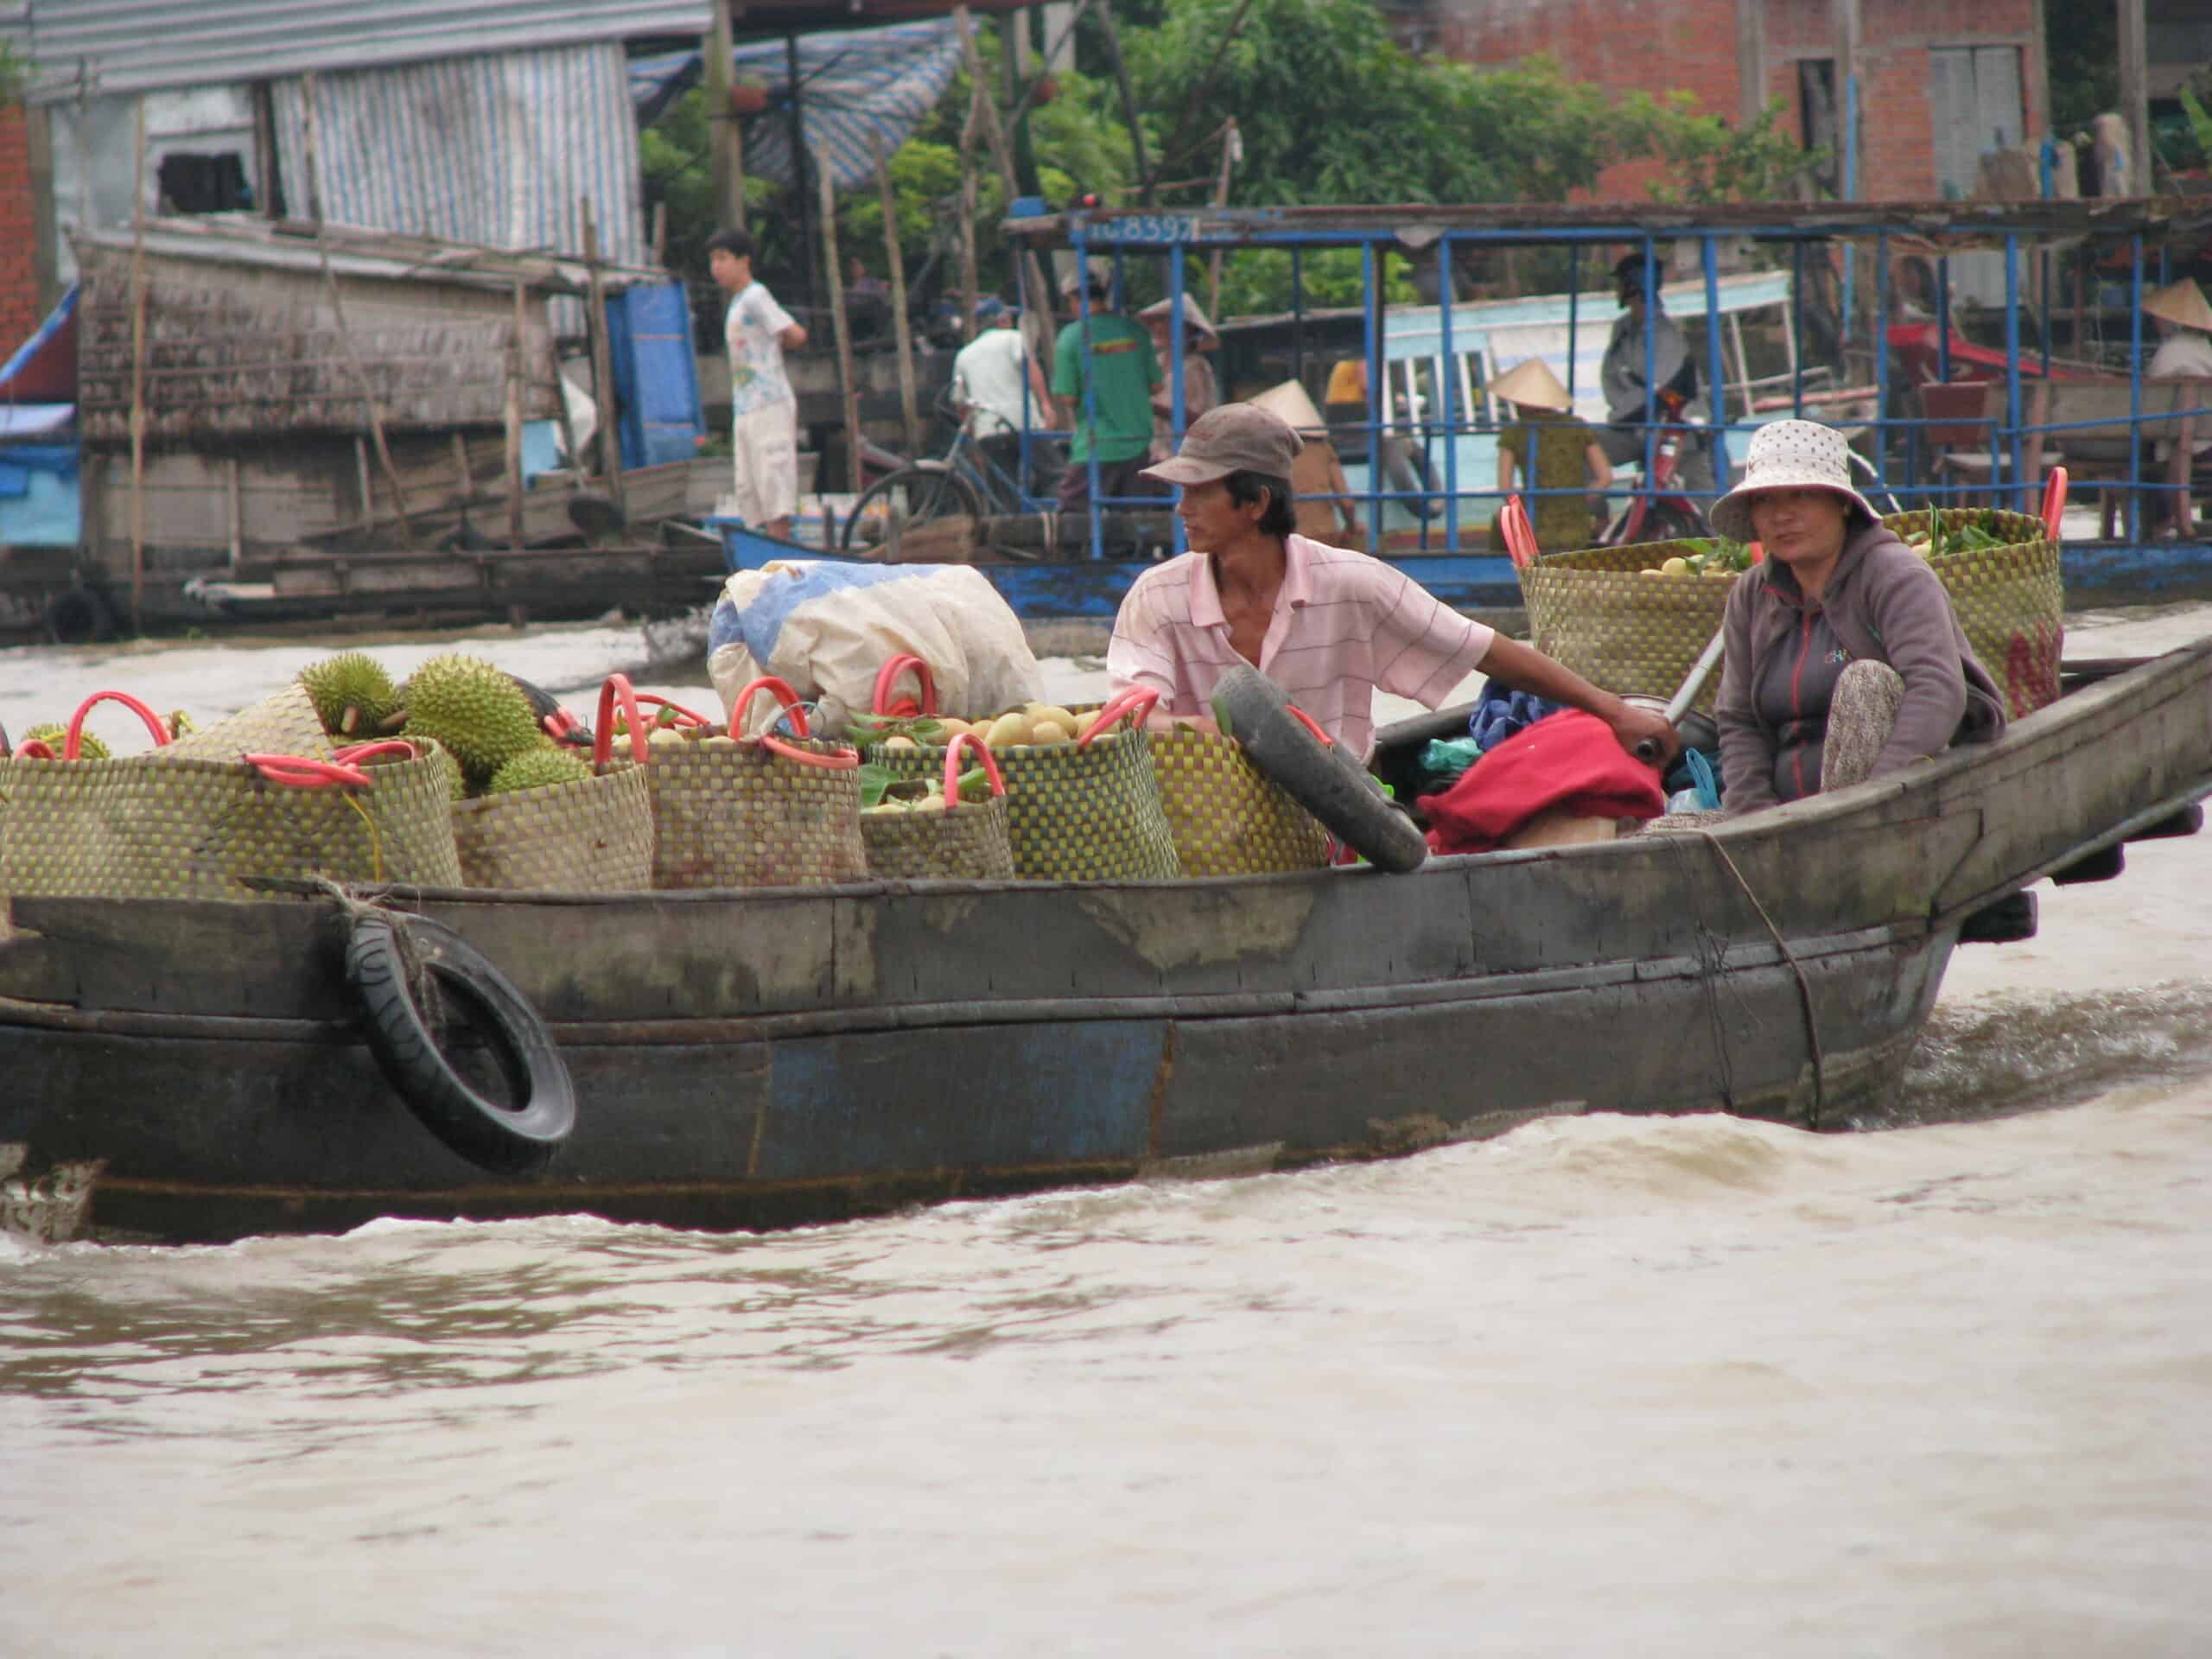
[3, 639, 2209, 1243]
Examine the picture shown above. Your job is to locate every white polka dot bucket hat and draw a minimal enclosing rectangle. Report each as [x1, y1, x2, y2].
[1709, 419, 1883, 543]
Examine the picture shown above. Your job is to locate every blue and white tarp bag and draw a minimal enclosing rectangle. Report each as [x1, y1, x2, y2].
[706, 559, 1045, 735]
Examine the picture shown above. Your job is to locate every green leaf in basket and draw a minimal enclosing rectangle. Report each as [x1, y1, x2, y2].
[857, 761, 897, 808]
[954, 765, 992, 804]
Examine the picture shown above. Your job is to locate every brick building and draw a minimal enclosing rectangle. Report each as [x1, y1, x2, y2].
[1421, 0, 2051, 206]
[0, 105, 43, 354]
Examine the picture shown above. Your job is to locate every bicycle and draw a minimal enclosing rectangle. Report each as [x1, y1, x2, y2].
[838, 391, 1064, 559]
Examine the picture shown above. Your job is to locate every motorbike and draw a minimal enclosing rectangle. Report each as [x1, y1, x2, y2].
[1597, 386, 1712, 545]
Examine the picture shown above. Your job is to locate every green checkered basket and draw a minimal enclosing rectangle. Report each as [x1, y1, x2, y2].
[1879, 509, 2063, 716]
[868, 687, 1180, 882]
[1147, 721, 1332, 877]
[0, 690, 461, 902]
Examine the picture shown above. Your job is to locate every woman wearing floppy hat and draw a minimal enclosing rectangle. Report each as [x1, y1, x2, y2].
[1484, 358, 1612, 555]
[1711, 420, 2005, 812]
[1106, 403, 1680, 765]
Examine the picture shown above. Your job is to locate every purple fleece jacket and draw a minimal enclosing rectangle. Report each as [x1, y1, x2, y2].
[1715, 516, 2006, 814]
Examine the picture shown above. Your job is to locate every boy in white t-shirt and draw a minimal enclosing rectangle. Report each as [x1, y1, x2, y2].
[708, 228, 809, 537]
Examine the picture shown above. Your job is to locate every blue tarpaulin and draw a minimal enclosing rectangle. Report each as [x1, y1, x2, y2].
[629, 20, 961, 193]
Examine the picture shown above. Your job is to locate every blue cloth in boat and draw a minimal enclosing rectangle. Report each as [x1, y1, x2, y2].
[1418, 709, 1666, 855]
[1467, 680, 1564, 752]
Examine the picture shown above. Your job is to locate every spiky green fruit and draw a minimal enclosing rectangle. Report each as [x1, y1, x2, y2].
[397, 655, 543, 788]
[298, 652, 399, 738]
[21, 722, 111, 760]
[484, 747, 594, 796]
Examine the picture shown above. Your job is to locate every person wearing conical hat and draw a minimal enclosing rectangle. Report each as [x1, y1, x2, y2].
[2145, 277, 2212, 378]
[1707, 419, 2005, 812]
[1485, 357, 1613, 555]
[1138, 295, 1221, 462]
[2141, 277, 2212, 528]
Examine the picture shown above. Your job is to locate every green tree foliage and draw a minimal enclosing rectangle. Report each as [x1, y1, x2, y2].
[643, 0, 1823, 318]
[1211, 248, 1414, 319]
[2044, 0, 2119, 138]
[1622, 92, 1822, 205]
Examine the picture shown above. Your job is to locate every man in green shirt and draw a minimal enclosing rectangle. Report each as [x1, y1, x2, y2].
[1052, 269, 1166, 512]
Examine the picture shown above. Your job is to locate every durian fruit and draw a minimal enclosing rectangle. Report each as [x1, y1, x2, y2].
[298, 652, 399, 738]
[20, 722, 111, 760]
[420, 740, 467, 804]
[398, 654, 543, 790]
[484, 747, 593, 796]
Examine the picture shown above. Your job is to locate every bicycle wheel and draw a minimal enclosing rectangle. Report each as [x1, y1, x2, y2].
[838, 465, 985, 555]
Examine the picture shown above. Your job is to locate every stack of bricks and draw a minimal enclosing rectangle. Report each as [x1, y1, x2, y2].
[0, 105, 39, 352]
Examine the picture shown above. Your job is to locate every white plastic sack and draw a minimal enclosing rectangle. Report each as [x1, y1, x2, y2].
[706, 558, 1045, 737]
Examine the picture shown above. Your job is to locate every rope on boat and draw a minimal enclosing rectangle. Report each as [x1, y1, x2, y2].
[309, 877, 441, 1023]
[1692, 830, 1830, 1129]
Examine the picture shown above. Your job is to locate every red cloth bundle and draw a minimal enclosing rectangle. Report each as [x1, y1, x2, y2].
[1416, 710, 1665, 855]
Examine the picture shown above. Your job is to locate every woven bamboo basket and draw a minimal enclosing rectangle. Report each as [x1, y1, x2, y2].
[1147, 722, 1332, 877]
[1519, 538, 1736, 713]
[868, 688, 1180, 882]
[1880, 508, 2063, 715]
[633, 677, 867, 891]
[0, 693, 459, 901]
[447, 676, 657, 892]
[860, 732, 1015, 881]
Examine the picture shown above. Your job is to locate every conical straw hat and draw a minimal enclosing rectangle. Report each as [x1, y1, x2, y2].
[1491, 357, 1573, 412]
[2144, 278, 2212, 334]
[1136, 293, 1218, 347]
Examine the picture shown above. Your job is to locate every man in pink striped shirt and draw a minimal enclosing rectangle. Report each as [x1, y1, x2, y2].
[1109, 404, 1679, 763]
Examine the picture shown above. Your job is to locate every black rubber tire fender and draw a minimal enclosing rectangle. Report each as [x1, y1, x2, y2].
[344, 913, 577, 1173]
[1210, 665, 1429, 874]
[42, 585, 117, 645]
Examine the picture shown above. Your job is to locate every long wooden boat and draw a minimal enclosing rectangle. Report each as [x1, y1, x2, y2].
[3, 641, 2209, 1244]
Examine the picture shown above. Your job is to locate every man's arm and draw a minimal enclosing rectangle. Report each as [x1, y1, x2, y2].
[1474, 634, 1679, 765]
[779, 321, 808, 351]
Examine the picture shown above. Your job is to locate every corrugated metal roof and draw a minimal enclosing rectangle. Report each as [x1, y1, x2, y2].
[3, 0, 712, 104]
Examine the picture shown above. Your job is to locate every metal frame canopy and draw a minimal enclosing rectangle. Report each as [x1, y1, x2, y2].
[1006, 195, 2212, 596]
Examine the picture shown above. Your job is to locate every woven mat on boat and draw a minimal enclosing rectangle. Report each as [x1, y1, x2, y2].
[641, 728, 868, 890]
[452, 762, 655, 892]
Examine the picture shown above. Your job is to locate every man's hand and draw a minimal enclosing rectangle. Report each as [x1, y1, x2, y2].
[1606, 699, 1680, 767]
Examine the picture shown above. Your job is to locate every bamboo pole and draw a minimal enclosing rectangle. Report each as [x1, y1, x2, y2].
[505, 280, 526, 552]
[226, 457, 243, 573]
[958, 96, 982, 346]
[1206, 118, 1236, 314]
[817, 148, 865, 489]
[299, 74, 417, 546]
[128, 98, 149, 632]
[952, 7, 1058, 369]
[871, 132, 921, 457]
[581, 199, 627, 522]
[704, 0, 747, 232]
